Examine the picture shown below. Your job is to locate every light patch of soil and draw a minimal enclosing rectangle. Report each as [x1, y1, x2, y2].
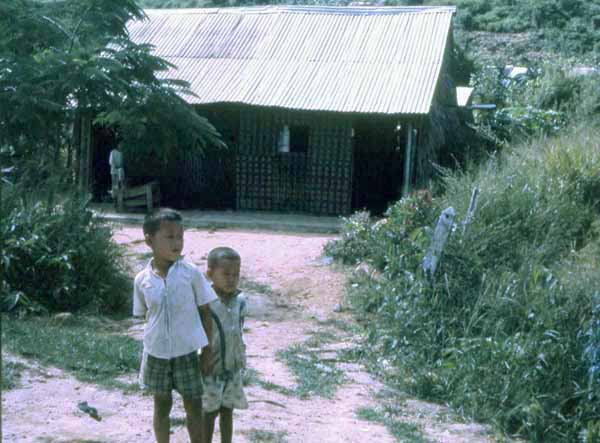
[2, 227, 507, 443]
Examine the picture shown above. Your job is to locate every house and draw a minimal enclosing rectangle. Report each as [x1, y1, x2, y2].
[106, 5, 463, 215]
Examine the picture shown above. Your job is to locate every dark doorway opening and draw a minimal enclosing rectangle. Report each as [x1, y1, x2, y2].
[92, 126, 118, 202]
[352, 118, 404, 215]
[182, 105, 239, 210]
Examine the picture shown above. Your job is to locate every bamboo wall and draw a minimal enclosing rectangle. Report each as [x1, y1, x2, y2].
[237, 107, 353, 215]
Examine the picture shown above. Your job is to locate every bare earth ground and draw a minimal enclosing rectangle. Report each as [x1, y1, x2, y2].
[3, 227, 504, 443]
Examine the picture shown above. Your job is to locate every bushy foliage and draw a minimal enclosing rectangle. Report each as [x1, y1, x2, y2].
[0, 0, 224, 315]
[453, 0, 600, 59]
[325, 194, 438, 270]
[1, 0, 223, 191]
[471, 61, 600, 143]
[324, 211, 373, 265]
[1, 190, 131, 314]
[331, 126, 600, 442]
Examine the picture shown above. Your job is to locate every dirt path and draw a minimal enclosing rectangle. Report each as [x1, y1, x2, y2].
[2, 228, 500, 443]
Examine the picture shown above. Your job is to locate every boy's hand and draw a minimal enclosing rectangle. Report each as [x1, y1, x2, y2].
[200, 346, 213, 376]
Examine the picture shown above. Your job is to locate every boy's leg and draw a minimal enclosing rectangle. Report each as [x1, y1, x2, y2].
[182, 396, 203, 443]
[202, 410, 219, 443]
[154, 393, 173, 443]
[219, 407, 233, 443]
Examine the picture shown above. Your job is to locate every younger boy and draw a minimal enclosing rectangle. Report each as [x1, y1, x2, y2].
[202, 247, 249, 443]
[133, 208, 216, 443]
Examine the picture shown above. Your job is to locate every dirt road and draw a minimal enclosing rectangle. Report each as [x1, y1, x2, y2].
[2, 227, 499, 443]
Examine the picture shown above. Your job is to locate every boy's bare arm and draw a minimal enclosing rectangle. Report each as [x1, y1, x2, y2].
[199, 304, 213, 375]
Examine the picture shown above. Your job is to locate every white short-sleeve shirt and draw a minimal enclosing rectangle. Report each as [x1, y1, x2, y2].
[133, 258, 217, 359]
[109, 149, 123, 174]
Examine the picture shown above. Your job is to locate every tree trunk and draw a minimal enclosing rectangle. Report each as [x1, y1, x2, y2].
[67, 124, 74, 184]
[46, 127, 63, 212]
[73, 112, 82, 187]
[77, 113, 93, 193]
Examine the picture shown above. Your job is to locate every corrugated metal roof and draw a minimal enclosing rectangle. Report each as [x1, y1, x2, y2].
[129, 5, 456, 115]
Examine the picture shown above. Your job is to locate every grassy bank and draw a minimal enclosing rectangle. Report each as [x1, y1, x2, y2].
[327, 125, 600, 442]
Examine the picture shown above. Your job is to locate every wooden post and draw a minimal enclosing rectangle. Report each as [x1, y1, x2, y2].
[423, 206, 456, 278]
[77, 114, 93, 193]
[403, 123, 414, 197]
[77, 114, 86, 191]
[71, 116, 81, 185]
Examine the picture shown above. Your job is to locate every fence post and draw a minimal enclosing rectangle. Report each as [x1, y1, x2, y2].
[423, 206, 456, 277]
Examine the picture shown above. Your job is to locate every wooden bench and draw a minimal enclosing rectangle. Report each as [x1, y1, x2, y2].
[115, 181, 160, 213]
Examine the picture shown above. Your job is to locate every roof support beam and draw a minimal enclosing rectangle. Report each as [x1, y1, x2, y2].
[402, 123, 417, 197]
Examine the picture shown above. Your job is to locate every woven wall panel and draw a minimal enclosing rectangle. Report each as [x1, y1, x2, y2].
[237, 108, 352, 215]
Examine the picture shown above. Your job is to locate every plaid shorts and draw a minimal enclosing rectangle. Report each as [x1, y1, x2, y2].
[139, 351, 203, 398]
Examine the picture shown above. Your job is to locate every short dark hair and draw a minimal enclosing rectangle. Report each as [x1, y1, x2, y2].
[143, 208, 183, 236]
[207, 247, 241, 269]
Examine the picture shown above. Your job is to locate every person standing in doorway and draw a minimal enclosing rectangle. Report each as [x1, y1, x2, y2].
[109, 145, 125, 197]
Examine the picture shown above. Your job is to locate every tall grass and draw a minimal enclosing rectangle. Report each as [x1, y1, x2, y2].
[329, 126, 600, 442]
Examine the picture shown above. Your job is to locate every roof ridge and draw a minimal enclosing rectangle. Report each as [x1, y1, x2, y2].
[144, 5, 456, 15]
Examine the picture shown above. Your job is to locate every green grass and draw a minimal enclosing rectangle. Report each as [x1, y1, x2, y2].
[357, 406, 429, 443]
[304, 329, 339, 348]
[1, 360, 27, 390]
[242, 367, 261, 386]
[255, 379, 294, 397]
[268, 318, 366, 400]
[317, 317, 361, 335]
[277, 329, 347, 399]
[242, 366, 294, 396]
[2, 315, 142, 392]
[246, 429, 288, 443]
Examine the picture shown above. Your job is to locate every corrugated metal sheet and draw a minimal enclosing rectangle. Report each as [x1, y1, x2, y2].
[128, 5, 456, 115]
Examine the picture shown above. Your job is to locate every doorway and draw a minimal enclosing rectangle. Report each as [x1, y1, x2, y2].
[352, 117, 404, 215]
[92, 126, 118, 202]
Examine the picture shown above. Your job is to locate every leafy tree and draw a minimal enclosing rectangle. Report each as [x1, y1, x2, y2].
[0, 0, 224, 314]
[0, 0, 223, 198]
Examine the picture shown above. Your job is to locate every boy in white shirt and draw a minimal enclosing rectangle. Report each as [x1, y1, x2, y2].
[133, 208, 216, 443]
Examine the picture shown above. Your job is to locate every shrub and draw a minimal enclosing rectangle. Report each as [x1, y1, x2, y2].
[324, 193, 438, 270]
[331, 125, 600, 442]
[1, 191, 131, 314]
[324, 211, 373, 265]
[471, 60, 598, 143]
